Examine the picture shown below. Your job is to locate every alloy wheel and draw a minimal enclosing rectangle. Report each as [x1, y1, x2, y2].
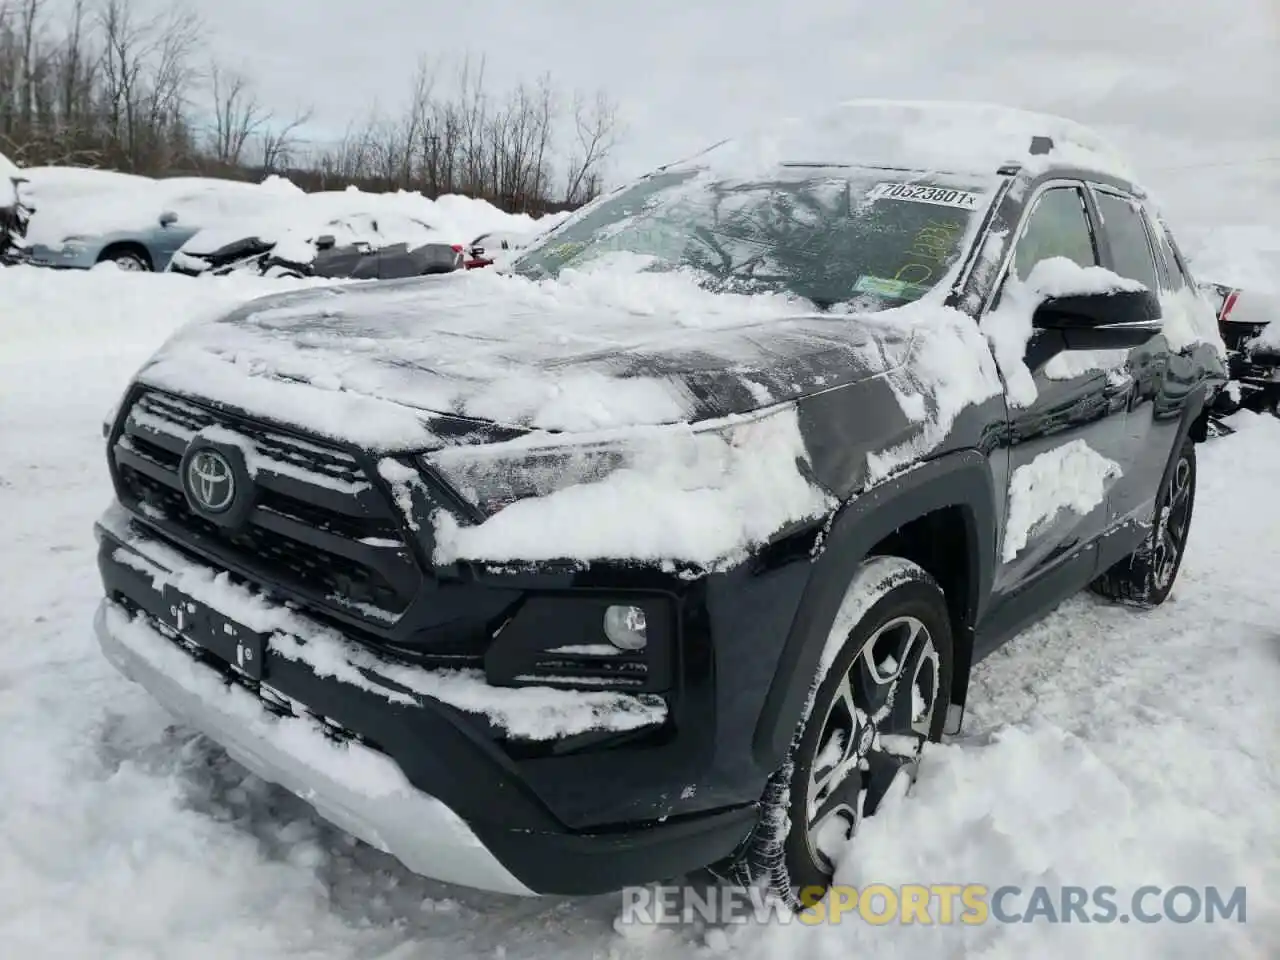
[804, 614, 941, 871]
[1152, 455, 1194, 589]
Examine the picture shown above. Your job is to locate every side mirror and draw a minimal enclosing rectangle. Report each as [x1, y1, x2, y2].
[1032, 288, 1163, 349]
[159, 210, 178, 227]
[315, 234, 336, 251]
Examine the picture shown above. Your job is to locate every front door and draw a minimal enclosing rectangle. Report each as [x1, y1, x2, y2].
[991, 182, 1134, 594]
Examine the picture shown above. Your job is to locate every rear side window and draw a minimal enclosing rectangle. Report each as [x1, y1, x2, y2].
[1014, 186, 1098, 280]
[1147, 216, 1185, 291]
[1095, 192, 1160, 292]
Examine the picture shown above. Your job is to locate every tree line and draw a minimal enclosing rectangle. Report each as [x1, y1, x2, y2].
[0, 0, 620, 214]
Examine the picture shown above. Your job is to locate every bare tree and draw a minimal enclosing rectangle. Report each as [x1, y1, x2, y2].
[208, 62, 268, 165]
[258, 104, 312, 173]
[564, 89, 620, 206]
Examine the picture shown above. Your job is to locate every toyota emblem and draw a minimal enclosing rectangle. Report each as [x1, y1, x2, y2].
[185, 448, 236, 513]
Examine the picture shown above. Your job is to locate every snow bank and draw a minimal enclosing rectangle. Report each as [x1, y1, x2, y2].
[1183, 224, 1280, 295]
[21, 168, 304, 248]
[19, 163, 562, 253]
[176, 184, 560, 257]
[0, 264, 326, 363]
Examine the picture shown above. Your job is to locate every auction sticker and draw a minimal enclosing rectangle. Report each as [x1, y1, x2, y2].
[853, 275, 933, 299]
[869, 182, 984, 211]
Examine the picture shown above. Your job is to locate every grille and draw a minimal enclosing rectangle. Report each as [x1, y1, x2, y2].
[112, 390, 421, 625]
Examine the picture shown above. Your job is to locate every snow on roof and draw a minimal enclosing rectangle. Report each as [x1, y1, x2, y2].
[677, 99, 1139, 183]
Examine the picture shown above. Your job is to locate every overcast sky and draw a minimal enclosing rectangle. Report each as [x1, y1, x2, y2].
[133, 0, 1278, 226]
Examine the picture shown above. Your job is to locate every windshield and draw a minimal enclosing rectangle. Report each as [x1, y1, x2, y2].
[513, 167, 995, 309]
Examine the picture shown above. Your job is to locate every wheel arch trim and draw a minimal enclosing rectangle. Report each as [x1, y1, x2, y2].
[752, 449, 996, 768]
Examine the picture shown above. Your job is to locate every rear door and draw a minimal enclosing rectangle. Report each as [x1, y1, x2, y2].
[1088, 190, 1181, 527]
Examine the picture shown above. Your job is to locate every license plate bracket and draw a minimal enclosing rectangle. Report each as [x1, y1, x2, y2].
[159, 587, 266, 682]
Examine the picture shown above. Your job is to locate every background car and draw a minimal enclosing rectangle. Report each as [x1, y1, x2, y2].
[20, 168, 302, 272]
[1201, 280, 1280, 413]
[169, 193, 466, 279]
[0, 151, 32, 263]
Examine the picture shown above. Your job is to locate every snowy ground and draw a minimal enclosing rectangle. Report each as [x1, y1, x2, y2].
[1, 265, 1277, 959]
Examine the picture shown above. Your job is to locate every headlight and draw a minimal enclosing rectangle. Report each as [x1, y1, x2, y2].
[420, 410, 779, 520]
[422, 438, 631, 517]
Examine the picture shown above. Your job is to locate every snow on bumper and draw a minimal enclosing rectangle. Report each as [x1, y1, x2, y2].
[94, 600, 537, 896]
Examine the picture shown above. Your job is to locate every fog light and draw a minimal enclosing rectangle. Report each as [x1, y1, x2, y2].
[603, 605, 647, 651]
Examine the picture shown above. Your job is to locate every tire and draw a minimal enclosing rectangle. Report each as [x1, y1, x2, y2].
[99, 247, 151, 272]
[1090, 438, 1196, 608]
[717, 556, 953, 907]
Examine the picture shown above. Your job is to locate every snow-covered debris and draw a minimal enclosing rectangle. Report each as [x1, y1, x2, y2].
[1002, 439, 1122, 561]
[430, 405, 836, 567]
[675, 99, 1138, 183]
[1250, 307, 1280, 353]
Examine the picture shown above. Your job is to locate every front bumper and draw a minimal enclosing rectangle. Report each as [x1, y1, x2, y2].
[95, 600, 536, 895]
[94, 507, 768, 895]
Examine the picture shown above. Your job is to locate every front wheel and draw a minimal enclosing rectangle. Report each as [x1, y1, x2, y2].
[719, 556, 953, 906]
[1091, 438, 1197, 607]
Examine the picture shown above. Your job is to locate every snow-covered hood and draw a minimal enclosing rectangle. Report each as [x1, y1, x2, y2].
[136, 267, 915, 445]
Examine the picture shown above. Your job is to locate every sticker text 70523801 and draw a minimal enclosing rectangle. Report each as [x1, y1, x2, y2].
[869, 182, 984, 211]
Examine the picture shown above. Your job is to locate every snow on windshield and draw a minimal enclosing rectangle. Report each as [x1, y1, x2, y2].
[515, 167, 996, 310]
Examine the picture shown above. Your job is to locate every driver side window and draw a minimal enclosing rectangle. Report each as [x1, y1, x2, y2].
[1013, 186, 1099, 281]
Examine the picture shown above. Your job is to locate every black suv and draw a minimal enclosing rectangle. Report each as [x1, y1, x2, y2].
[93, 102, 1226, 904]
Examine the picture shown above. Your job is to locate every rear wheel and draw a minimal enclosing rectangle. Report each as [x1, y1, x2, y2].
[719, 557, 953, 906]
[1091, 438, 1196, 607]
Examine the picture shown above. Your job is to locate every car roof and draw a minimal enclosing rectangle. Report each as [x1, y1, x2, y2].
[668, 99, 1139, 187]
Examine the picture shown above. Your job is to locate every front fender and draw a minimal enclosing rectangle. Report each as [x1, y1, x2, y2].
[751, 449, 997, 768]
